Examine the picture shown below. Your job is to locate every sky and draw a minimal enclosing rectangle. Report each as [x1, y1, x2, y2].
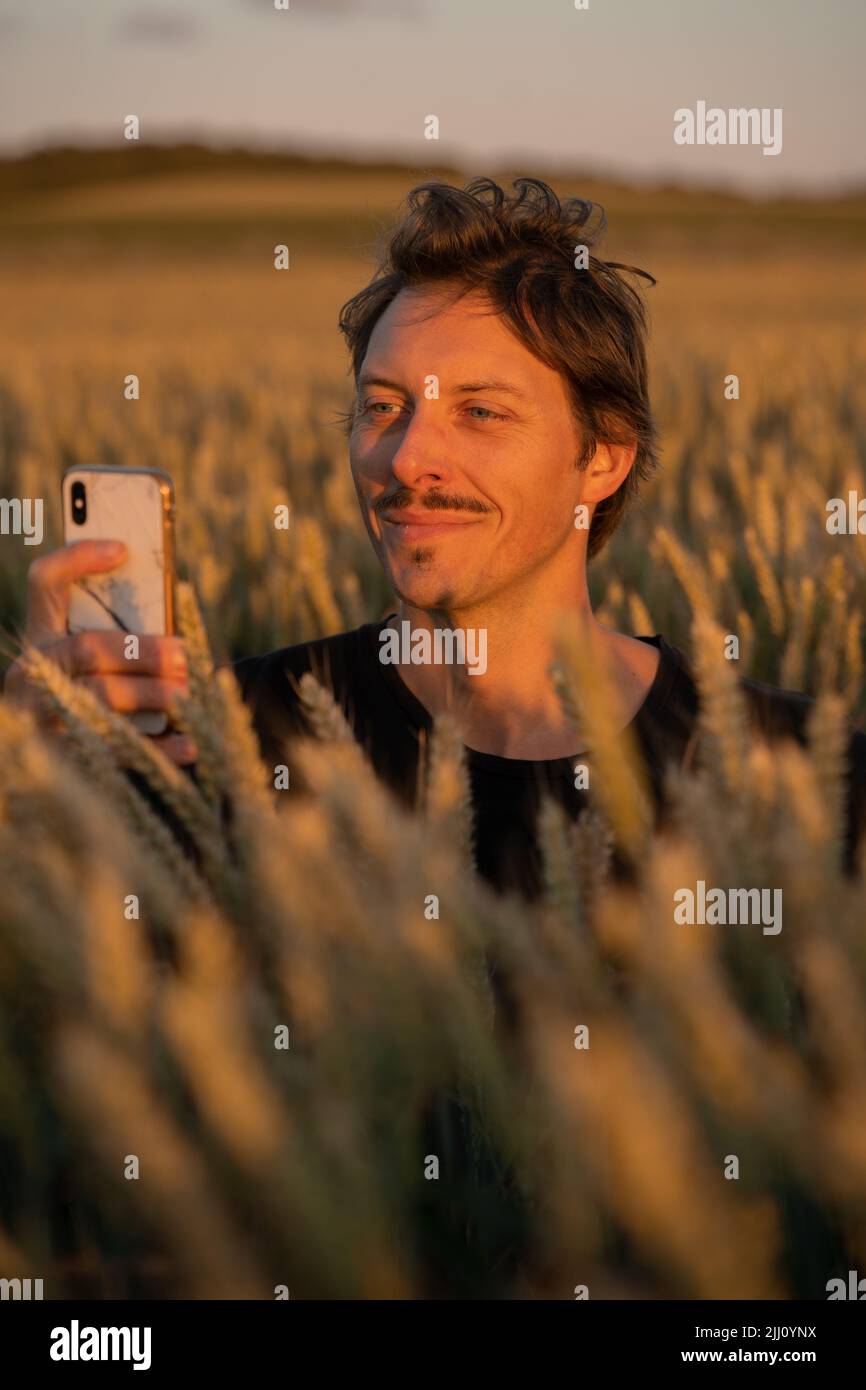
[0, 0, 863, 194]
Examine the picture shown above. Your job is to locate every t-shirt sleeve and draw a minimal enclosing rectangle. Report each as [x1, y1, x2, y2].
[737, 674, 866, 878]
[842, 727, 866, 877]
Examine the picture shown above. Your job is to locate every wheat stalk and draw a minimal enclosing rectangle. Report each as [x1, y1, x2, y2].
[17, 642, 231, 893]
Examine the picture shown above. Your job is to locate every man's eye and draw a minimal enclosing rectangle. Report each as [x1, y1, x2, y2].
[363, 401, 402, 415]
[466, 405, 506, 421]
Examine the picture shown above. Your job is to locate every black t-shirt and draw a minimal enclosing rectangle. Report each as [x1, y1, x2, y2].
[230, 617, 866, 1295]
[232, 617, 866, 899]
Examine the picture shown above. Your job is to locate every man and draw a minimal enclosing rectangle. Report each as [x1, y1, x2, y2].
[7, 177, 866, 897]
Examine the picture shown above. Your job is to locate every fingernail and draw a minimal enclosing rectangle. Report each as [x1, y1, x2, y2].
[103, 541, 126, 557]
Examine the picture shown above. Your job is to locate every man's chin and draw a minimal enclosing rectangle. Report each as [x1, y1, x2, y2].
[388, 566, 466, 612]
[392, 584, 459, 611]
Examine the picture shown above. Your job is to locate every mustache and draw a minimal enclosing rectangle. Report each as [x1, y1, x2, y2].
[374, 488, 492, 516]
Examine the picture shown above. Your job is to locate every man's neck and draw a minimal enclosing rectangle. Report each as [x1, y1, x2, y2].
[385, 586, 659, 761]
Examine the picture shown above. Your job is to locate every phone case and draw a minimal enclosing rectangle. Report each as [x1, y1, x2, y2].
[61, 466, 176, 736]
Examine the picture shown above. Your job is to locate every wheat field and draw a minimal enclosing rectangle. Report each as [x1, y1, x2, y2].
[1, 159, 866, 1298]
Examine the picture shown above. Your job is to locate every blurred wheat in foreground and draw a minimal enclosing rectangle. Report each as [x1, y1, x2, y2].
[2, 234, 866, 1297]
[0, 583, 865, 1300]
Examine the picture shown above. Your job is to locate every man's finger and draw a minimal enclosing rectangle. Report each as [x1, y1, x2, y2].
[79, 674, 188, 716]
[68, 631, 188, 679]
[151, 732, 198, 766]
[26, 541, 128, 639]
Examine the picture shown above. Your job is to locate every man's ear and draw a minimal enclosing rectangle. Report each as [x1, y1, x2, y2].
[582, 440, 637, 504]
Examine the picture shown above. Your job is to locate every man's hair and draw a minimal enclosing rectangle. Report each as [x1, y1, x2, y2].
[338, 176, 660, 560]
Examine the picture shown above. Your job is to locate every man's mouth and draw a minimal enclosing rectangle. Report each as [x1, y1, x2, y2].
[380, 510, 483, 542]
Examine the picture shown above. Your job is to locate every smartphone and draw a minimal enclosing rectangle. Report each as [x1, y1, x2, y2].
[61, 465, 176, 736]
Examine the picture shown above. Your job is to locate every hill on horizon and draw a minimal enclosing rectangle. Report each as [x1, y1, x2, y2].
[0, 142, 864, 258]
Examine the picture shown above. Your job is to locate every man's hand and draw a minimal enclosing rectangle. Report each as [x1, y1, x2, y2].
[4, 539, 197, 766]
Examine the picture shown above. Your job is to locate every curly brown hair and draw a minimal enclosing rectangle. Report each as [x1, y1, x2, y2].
[338, 176, 660, 561]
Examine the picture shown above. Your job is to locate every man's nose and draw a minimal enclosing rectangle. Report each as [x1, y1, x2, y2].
[387, 407, 452, 490]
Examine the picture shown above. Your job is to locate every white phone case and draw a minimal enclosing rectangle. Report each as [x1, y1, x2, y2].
[61, 466, 176, 736]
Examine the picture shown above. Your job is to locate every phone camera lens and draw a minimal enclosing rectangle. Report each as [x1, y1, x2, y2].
[70, 481, 87, 526]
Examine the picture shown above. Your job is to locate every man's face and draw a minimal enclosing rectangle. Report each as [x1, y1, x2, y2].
[349, 285, 598, 615]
